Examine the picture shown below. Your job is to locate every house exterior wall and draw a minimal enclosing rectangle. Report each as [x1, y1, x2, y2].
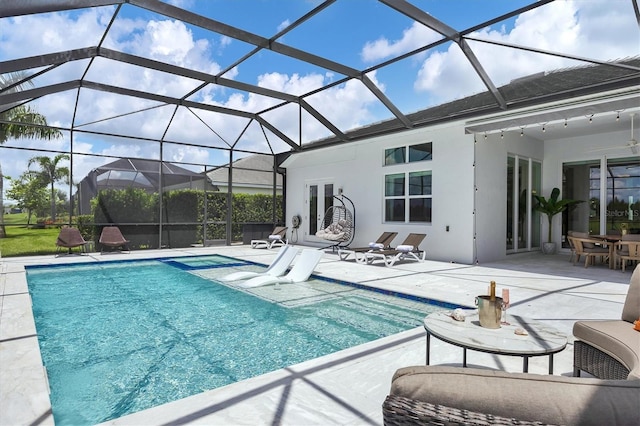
[283, 113, 635, 264]
[284, 122, 478, 263]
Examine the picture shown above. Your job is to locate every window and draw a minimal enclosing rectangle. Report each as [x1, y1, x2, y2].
[384, 147, 405, 165]
[385, 171, 432, 222]
[384, 142, 432, 165]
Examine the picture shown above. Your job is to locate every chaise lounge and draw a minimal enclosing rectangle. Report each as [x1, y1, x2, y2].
[238, 249, 323, 288]
[250, 226, 288, 249]
[383, 365, 640, 425]
[363, 233, 426, 266]
[337, 231, 397, 263]
[220, 245, 299, 282]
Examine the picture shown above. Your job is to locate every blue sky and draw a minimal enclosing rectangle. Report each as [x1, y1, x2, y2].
[1, 0, 638, 203]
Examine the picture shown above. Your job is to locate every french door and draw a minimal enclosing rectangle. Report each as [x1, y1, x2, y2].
[305, 180, 334, 242]
[507, 156, 541, 252]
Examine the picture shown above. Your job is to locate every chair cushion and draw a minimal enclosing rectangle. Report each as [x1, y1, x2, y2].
[621, 264, 640, 323]
[390, 366, 640, 425]
[573, 319, 640, 380]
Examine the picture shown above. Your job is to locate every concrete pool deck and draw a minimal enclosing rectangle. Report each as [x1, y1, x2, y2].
[1, 246, 633, 425]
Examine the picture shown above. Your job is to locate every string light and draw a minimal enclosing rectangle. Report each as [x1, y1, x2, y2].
[616, 111, 620, 121]
[564, 118, 568, 128]
[500, 130, 504, 139]
[542, 123, 546, 133]
[520, 127, 524, 137]
[588, 114, 594, 123]
[484, 132, 487, 140]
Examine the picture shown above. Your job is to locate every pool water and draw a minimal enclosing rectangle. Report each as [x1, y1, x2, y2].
[27, 255, 450, 425]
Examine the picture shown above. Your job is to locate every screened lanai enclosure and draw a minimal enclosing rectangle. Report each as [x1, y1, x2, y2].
[1, 0, 638, 250]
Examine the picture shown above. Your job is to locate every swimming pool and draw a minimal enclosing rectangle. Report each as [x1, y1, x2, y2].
[27, 254, 455, 425]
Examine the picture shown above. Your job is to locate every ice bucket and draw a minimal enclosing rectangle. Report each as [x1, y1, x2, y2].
[475, 295, 503, 329]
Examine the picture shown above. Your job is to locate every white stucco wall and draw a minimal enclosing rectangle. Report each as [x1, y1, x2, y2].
[283, 122, 477, 264]
[474, 132, 545, 263]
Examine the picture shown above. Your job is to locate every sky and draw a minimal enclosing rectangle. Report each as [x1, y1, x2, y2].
[0, 0, 638, 204]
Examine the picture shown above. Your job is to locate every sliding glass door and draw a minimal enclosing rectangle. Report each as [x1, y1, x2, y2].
[563, 156, 640, 244]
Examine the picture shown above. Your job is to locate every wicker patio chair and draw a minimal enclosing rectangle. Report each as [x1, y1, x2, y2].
[573, 264, 640, 380]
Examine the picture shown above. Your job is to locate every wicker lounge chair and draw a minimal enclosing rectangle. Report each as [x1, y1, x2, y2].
[383, 365, 640, 425]
[573, 263, 640, 380]
[99, 226, 130, 253]
[362, 233, 426, 266]
[220, 245, 299, 282]
[56, 227, 90, 255]
[337, 231, 397, 263]
[251, 226, 288, 249]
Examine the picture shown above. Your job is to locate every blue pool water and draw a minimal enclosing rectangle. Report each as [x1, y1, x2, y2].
[27, 255, 453, 425]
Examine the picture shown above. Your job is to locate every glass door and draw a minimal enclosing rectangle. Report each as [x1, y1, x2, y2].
[563, 156, 640, 242]
[506, 155, 541, 253]
[305, 180, 334, 242]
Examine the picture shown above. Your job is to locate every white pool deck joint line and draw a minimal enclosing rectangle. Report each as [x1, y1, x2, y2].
[0, 246, 632, 426]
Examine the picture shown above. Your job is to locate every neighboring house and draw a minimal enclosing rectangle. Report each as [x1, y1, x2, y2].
[206, 154, 283, 195]
[281, 59, 640, 264]
[74, 158, 212, 215]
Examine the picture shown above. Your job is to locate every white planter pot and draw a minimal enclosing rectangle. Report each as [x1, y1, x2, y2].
[542, 242, 557, 254]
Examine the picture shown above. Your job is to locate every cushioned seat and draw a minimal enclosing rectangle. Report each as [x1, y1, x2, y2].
[573, 264, 640, 380]
[573, 320, 639, 379]
[384, 365, 640, 426]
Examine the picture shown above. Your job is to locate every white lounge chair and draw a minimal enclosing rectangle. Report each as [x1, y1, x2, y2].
[220, 245, 299, 282]
[238, 249, 324, 288]
[251, 226, 288, 249]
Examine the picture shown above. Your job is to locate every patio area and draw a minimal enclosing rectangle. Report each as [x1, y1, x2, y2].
[0, 246, 633, 425]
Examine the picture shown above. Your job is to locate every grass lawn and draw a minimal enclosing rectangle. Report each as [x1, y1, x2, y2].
[0, 213, 60, 257]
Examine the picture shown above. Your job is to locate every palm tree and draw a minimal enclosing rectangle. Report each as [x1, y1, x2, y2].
[28, 154, 70, 222]
[0, 72, 62, 237]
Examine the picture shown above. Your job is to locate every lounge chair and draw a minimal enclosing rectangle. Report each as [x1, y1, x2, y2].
[251, 226, 288, 249]
[220, 245, 299, 282]
[337, 231, 398, 263]
[99, 226, 130, 253]
[363, 233, 426, 267]
[56, 227, 90, 255]
[238, 248, 323, 288]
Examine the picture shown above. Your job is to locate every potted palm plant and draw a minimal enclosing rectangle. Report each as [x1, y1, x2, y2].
[533, 187, 583, 254]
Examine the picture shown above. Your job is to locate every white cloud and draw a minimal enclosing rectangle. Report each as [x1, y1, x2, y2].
[277, 19, 291, 33]
[364, 1, 638, 106]
[361, 21, 441, 63]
